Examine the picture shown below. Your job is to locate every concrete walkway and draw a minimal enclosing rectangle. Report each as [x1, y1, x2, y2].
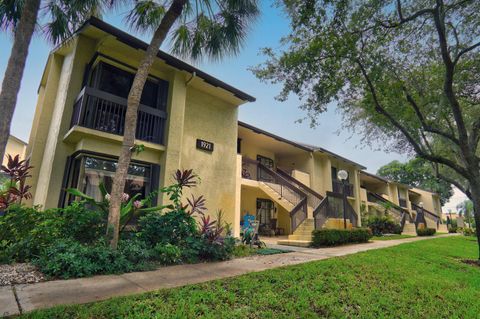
[0, 234, 456, 317]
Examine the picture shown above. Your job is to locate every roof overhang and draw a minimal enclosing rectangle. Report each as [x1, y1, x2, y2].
[46, 17, 255, 104]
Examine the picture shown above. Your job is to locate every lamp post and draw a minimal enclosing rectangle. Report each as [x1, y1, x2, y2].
[419, 201, 424, 228]
[337, 170, 349, 229]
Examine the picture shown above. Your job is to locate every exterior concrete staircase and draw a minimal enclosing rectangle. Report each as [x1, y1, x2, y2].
[258, 182, 295, 212]
[402, 222, 417, 236]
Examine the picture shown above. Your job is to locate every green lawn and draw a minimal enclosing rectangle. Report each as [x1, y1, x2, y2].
[21, 237, 480, 318]
[371, 234, 415, 240]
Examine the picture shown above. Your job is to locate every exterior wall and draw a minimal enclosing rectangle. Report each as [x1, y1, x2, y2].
[240, 141, 276, 163]
[3, 136, 27, 165]
[180, 86, 239, 234]
[32, 36, 97, 208]
[27, 29, 244, 236]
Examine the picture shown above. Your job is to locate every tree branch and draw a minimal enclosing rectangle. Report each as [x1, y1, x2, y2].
[432, 1, 471, 157]
[454, 41, 480, 64]
[355, 59, 470, 178]
[402, 86, 460, 144]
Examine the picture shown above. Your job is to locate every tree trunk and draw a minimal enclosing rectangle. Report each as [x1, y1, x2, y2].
[107, 0, 187, 249]
[0, 0, 41, 161]
[469, 182, 480, 261]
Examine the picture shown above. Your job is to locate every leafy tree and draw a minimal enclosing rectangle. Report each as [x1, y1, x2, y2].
[253, 1, 480, 259]
[103, 0, 259, 249]
[0, 0, 103, 162]
[377, 158, 453, 205]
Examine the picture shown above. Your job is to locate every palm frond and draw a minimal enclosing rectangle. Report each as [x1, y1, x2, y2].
[0, 0, 25, 32]
[124, 0, 166, 34]
[170, 0, 259, 61]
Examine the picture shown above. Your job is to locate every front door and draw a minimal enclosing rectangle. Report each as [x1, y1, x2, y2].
[256, 198, 274, 229]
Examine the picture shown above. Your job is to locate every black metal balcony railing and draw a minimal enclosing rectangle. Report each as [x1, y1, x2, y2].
[332, 180, 354, 197]
[70, 87, 166, 145]
[398, 198, 407, 208]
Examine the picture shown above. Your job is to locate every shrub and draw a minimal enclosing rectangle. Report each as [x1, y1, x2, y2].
[118, 239, 152, 264]
[366, 216, 400, 236]
[311, 228, 372, 247]
[463, 228, 476, 237]
[60, 201, 106, 244]
[0, 205, 63, 261]
[448, 226, 458, 233]
[34, 240, 148, 279]
[417, 228, 436, 236]
[151, 243, 182, 265]
[137, 210, 197, 246]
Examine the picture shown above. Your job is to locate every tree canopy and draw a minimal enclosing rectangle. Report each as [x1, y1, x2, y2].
[377, 158, 453, 205]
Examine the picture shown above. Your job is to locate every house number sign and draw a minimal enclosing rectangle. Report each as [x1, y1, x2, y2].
[196, 139, 214, 152]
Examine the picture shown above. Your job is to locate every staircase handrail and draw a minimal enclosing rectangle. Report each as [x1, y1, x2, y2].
[411, 203, 440, 222]
[276, 168, 323, 210]
[276, 168, 324, 200]
[242, 157, 308, 232]
[367, 191, 409, 215]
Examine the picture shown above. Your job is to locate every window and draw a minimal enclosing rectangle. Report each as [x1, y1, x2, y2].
[89, 61, 166, 110]
[62, 153, 159, 206]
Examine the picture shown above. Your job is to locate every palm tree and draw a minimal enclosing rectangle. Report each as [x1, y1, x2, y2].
[0, 0, 104, 162]
[106, 0, 260, 249]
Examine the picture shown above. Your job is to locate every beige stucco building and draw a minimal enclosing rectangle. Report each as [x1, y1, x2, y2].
[3, 135, 27, 166]
[25, 18, 445, 244]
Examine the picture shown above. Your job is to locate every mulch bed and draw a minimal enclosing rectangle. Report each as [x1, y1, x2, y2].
[0, 263, 46, 286]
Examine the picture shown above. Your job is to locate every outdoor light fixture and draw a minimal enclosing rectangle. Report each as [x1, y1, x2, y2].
[337, 169, 349, 229]
[337, 169, 348, 181]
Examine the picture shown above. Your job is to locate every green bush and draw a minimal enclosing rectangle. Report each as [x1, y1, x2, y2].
[311, 228, 372, 247]
[151, 243, 182, 265]
[0, 205, 63, 261]
[417, 228, 436, 236]
[60, 202, 106, 244]
[367, 216, 400, 236]
[118, 239, 152, 264]
[34, 240, 153, 279]
[137, 210, 197, 246]
[448, 226, 458, 233]
[463, 228, 476, 237]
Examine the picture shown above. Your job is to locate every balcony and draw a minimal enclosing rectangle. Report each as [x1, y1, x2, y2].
[399, 198, 407, 208]
[332, 180, 354, 197]
[70, 87, 166, 145]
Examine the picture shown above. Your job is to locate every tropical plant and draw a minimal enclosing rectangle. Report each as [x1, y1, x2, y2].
[0, 0, 105, 161]
[66, 182, 158, 233]
[106, 0, 260, 249]
[0, 154, 33, 210]
[253, 0, 480, 259]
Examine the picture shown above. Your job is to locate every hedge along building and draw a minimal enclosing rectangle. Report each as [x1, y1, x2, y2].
[26, 17, 254, 237]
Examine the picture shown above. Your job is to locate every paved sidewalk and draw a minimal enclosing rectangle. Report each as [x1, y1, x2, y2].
[0, 234, 456, 316]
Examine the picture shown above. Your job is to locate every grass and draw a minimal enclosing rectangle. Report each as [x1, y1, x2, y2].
[20, 237, 480, 318]
[371, 234, 415, 240]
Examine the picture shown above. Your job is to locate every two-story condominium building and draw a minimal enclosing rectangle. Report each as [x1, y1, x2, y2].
[26, 17, 254, 236]
[24, 18, 445, 245]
